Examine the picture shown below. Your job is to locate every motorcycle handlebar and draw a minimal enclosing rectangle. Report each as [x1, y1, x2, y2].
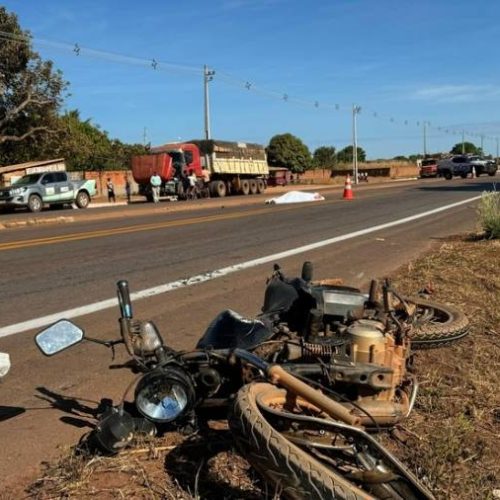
[117, 280, 133, 319]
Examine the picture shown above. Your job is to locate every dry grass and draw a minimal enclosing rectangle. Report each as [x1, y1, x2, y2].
[26, 426, 265, 500]
[20, 236, 500, 499]
[388, 235, 500, 499]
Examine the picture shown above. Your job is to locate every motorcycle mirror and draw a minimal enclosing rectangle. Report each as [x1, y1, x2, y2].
[35, 319, 84, 356]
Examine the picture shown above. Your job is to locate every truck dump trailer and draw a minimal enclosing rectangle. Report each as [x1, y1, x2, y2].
[131, 140, 269, 200]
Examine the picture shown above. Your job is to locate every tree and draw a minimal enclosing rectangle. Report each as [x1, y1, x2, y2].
[336, 145, 366, 164]
[52, 110, 147, 171]
[313, 146, 336, 169]
[408, 154, 423, 162]
[0, 7, 67, 161]
[266, 133, 312, 173]
[450, 142, 482, 155]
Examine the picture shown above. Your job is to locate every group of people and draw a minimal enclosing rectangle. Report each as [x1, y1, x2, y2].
[150, 169, 200, 202]
[357, 172, 369, 183]
[173, 168, 211, 200]
[106, 175, 132, 203]
[105, 168, 211, 204]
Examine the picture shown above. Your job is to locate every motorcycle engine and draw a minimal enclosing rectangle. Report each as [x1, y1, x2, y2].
[345, 319, 386, 364]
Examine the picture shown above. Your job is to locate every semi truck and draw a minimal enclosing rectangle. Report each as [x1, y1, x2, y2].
[131, 139, 269, 201]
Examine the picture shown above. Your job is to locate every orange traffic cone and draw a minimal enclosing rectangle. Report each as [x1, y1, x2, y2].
[343, 174, 354, 200]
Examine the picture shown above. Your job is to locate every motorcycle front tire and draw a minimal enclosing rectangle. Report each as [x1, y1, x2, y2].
[229, 382, 375, 500]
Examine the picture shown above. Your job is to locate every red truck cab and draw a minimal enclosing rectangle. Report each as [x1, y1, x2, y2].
[419, 158, 438, 178]
[132, 144, 203, 183]
[131, 144, 204, 200]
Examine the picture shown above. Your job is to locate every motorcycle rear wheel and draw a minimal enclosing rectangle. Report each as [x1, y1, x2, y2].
[230, 383, 430, 500]
[406, 298, 470, 349]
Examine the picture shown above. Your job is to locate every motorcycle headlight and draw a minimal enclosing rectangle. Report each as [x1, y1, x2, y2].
[135, 366, 195, 423]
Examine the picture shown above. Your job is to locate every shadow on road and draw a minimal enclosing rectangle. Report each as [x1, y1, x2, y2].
[35, 386, 111, 429]
[417, 180, 497, 192]
[0, 405, 26, 422]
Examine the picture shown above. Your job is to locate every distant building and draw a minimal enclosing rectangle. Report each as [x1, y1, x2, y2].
[0, 159, 66, 186]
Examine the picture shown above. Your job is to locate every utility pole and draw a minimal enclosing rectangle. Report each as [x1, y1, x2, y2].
[480, 134, 484, 155]
[352, 105, 361, 184]
[496, 137, 499, 161]
[461, 130, 465, 155]
[143, 127, 148, 147]
[423, 121, 428, 157]
[203, 65, 215, 141]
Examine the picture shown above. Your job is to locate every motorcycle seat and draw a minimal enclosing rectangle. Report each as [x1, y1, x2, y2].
[196, 309, 273, 350]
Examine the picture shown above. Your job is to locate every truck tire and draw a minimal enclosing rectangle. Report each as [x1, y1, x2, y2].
[257, 179, 266, 194]
[249, 179, 258, 195]
[444, 171, 452, 180]
[488, 170, 497, 176]
[28, 194, 42, 213]
[240, 179, 250, 195]
[230, 383, 372, 499]
[460, 172, 468, 179]
[406, 298, 470, 349]
[75, 190, 90, 209]
[210, 180, 227, 198]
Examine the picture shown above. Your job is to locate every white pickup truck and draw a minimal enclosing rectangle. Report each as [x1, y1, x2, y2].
[0, 171, 96, 212]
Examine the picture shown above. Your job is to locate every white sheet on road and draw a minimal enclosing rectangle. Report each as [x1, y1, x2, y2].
[265, 190, 325, 204]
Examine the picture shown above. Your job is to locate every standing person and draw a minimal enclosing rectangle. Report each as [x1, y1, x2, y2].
[150, 171, 161, 203]
[201, 167, 211, 197]
[187, 170, 198, 199]
[124, 175, 131, 203]
[106, 178, 116, 203]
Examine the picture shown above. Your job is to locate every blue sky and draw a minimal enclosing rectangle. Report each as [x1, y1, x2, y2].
[4, 0, 500, 158]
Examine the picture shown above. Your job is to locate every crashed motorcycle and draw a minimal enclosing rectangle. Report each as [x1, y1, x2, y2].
[227, 263, 469, 499]
[34, 264, 467, 498]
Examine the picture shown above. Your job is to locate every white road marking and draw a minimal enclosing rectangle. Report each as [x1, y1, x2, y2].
[0, 195, 480, 339]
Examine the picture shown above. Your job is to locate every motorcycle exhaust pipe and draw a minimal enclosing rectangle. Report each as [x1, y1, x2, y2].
[268, 364, 362, 427]
[232, 349, 361, 427]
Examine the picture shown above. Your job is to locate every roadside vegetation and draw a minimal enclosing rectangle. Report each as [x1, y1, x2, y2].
[387, 233, 499, 499]
[0, 7, 146, 171]
[477, 190, 500, 239]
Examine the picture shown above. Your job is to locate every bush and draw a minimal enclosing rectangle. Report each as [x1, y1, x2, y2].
[477, 190, 500, 238]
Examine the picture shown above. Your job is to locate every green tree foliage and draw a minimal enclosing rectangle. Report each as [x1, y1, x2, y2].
[0, 7, 67, 163]
[266, 133, 312, 173]
[450, 142, 482, 155]
[54, 110, 147, 171]
[336, 145, 366, 164]
[313, 146, 336, 169]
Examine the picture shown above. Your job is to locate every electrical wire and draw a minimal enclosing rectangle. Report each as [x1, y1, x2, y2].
[1, 29, 498, 145]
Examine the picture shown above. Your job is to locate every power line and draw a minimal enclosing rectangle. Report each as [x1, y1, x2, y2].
[1, 29, 499, 148]
[0, 30, 202, 76]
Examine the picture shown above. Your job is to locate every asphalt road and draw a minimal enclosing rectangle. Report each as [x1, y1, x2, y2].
[0, 176, 494, 491]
